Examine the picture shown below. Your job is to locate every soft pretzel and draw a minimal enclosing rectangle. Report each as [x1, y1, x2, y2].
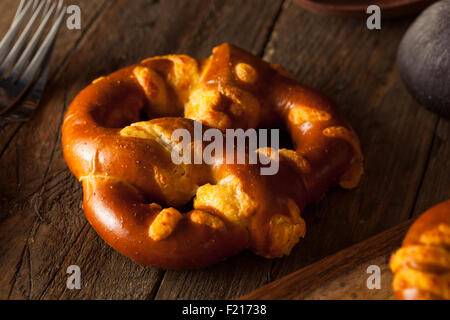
[390, 200, 450, 300]
[62, 43, 363, 269]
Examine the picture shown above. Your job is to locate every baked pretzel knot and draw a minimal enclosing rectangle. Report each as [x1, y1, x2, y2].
[62, 43, 363, 269]
[390, 200, 450, 300]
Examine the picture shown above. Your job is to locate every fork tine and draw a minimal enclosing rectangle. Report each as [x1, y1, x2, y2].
[55, 0, 65, 15]
[8, 2, 57, 81]
[0, 45, 53, 128]
[0, 0, 47, 75]
[41, 0, 52, 22]
[17, 4, 66, 87]
[31, 0, 41, 12]
[13, 0, 28, 22]
[0, 0, 34, 62]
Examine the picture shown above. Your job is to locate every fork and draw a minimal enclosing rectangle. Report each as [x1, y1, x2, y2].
[0, 0, 66, 126]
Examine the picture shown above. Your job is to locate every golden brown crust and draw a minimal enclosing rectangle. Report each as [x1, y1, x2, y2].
[62, 43, 363, 269]
[390, 200, 450, 299]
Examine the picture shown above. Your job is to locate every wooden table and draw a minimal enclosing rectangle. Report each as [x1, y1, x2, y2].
[0, 0, 448, 300]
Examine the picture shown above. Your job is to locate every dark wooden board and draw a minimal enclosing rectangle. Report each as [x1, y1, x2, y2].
[412, 118, 450, 217]
[0, 0, 448, 300]
[241, 220, 412, 300]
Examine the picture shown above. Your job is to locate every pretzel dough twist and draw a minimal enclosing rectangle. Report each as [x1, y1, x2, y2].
[391, 200, 450, 300]
[62, 44, 363, 269]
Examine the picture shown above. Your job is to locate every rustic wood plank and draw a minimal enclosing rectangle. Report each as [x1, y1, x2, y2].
[0, 0, 285, 299]
[0, 0, 112, 299]
[303, 254, 394, 299]
[240, 220, 411, 300]
[412, 118, 450, 217]
[252, 1, 439, 291]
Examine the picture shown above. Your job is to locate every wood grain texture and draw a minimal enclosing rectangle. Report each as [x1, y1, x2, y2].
[241, 220, 412, 299]
[0, 0, 448, 300]
[412, 118, 450, 217]
[0, 0, 111, 299]
[303, 254, 394, 299]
